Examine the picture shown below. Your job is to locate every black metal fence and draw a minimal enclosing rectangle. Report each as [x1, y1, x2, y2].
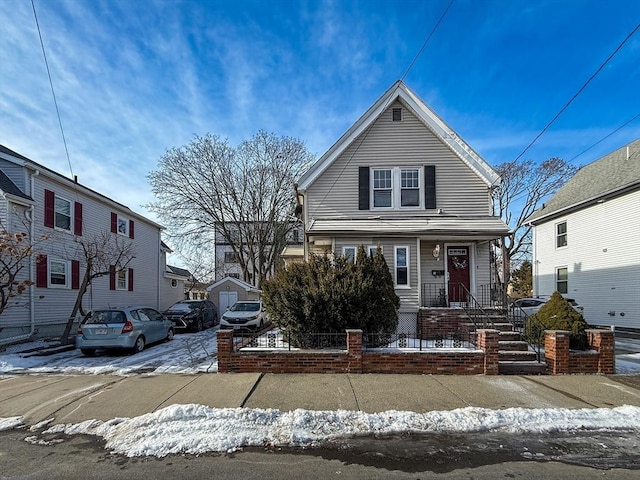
[233, 331, 347, 351]
[421, 283, 507, 309]
[363, 330, 476, 350]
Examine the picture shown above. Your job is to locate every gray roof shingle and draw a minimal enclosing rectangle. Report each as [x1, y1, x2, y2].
[527, 138, 640, 224]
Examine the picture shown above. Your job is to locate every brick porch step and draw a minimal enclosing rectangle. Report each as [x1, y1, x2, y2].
[499, 331, 521, 341]
[499, 360, 548, 375]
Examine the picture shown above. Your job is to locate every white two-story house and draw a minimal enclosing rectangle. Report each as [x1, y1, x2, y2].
[526, 138, 640, 330]
[295, 81, 509, 320]
[0, 144, 178, 345]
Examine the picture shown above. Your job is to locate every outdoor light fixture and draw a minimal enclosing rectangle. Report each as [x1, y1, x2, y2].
[432, 244, 441, 260]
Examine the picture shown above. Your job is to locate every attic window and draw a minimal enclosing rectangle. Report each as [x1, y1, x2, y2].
[392, 108, 402, 122]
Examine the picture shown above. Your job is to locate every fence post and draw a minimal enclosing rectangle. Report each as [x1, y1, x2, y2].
[477, 329, 500, 375]
[586, 329, 615, 374]
[217, 329, 233, 373]
[545, 330, 570, 374]
[346, 329, 363, 374]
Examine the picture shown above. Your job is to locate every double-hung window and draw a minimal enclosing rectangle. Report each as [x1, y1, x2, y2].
[49, 259, 69, 288]
[54, 196, 72, 231]
[343, 246, 356, 263]
[394, 246, 409, 287]
[371, 167, 421, 209]
[556, 221, 567, 248]
[556, 267, 568, 294]
[116, 268, 128, 290]
[373, 169, 392, 208]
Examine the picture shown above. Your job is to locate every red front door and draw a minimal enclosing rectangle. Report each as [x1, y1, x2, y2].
[447, 247, 470, 303]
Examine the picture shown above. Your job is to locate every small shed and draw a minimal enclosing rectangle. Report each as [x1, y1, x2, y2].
[207, 276, 261, 313]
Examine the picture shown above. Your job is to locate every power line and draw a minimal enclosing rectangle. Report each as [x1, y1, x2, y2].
[31, 0, 74, 178]
[513, 21, 640, 163]
[401, 0, 455, 81]
[568, 113, 640, 164]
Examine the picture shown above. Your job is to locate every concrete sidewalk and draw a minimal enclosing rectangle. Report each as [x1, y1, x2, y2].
[2, 373, 640, 426]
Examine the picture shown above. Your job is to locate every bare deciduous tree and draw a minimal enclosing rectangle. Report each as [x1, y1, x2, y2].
[0, 223, 48, 316]
[147, 131, 313, 287]
[493, 157, 578, 287]
[60, 231, 136, 343]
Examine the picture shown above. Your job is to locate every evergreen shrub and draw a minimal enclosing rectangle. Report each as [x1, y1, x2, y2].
[261, 246, 400, 347]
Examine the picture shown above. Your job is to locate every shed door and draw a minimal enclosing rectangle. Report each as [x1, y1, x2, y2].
[447, 247, 470, 303]
[219, 291, 238, 312]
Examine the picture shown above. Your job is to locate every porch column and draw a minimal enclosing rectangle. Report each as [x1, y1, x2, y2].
[586, 329, 615, 374]
[477, 329, 500, 375]
[545, 330, 570, 374]
[217, 329, 233, 373]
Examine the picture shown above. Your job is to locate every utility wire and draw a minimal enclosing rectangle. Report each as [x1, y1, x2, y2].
[31, 0, 74, 178]
[513, 21, 640, 163]
[309, 0, 455, 218]
[401, 0, 455, 81]
[568, 112, 640, 163]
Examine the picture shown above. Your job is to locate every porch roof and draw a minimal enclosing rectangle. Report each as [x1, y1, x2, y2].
[307, 216, 509, 238]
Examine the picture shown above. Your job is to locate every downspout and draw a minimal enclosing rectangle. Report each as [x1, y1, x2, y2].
[0, 169, 39, 346]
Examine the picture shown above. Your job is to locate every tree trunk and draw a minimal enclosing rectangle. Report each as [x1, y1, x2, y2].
[60, 272, 90, 344]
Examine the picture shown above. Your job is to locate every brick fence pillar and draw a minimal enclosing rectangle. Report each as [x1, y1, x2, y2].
[586, 329, 615, 374]
[217, 329, 233, 373]
[477, 329, 500, 375]
[545, 330, 570, 374]
[346, 329, 363, 374]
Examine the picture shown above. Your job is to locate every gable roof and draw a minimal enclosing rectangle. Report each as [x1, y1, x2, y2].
[206, 276, 261, 293]
[527, 138, 640, 225]
[297, 80, 500, 191]
[0, 169, 33, 203]
[0, 144, 163, 229]
[167, 265, 191, 278]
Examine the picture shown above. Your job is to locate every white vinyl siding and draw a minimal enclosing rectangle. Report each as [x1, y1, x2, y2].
[532, 189, 640, 329]
[305, 100, 491, 219]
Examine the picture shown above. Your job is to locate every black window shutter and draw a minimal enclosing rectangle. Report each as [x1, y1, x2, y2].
[358, 167, 370, 210]
[424, 165, 436, 209]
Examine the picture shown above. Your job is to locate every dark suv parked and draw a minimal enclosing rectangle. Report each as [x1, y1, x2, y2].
[163, 300, 218, 332]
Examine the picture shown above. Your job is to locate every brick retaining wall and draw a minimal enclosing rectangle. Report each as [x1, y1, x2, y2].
[544, 329, 614, 374]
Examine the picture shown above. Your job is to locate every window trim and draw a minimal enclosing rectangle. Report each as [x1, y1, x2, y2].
[48, 258, 70, 289]
[116, 214, 130, 237]
[394, 246, 410, 288]
[116, 268, 128, 291]
[343, 246, 356, 263]
[556, 266, 568, 294]
[370, 167, 423, 210]
[556, 221, 567, 249]
[368, 245, 382, 257]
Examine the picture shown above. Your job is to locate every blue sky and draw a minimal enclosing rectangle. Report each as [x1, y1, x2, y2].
[1, 0, 639, 223]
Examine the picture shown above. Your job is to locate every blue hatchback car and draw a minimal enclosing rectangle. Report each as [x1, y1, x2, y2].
[76, 306, 174, 356]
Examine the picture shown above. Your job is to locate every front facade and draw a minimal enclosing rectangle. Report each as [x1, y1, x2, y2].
[0, 145, 169, 344]
[296, 81, 509, 317]
[527, 139, 640, 330]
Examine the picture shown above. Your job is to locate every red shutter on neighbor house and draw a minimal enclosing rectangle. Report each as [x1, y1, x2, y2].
[71, 260, 80, 290]
[129, 220, 134, 239]
[73, 202, 83, 236]
[109, 265, 116, 290]
[36, 255, 48, 288]
[44, 190, 55, 228]
[111, 212, 117, 233]
[128, 268, 134, 291]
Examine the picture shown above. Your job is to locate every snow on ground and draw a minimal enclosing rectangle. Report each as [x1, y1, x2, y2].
[3, 405, 640, 457]
[0, 328, 219, 375]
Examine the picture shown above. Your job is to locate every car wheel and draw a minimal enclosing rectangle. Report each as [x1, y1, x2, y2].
[166, 328, 174, 342]
[132, 336, 145, 354]
[81, 348, 96, 356]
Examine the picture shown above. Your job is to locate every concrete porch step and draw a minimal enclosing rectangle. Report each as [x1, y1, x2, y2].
[499, 350, 538, 362]
[498, 340, 529, 351]
[499, 360, 548, 375]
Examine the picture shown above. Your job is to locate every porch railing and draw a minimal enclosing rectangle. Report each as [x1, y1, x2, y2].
[421, 282, 507, 309]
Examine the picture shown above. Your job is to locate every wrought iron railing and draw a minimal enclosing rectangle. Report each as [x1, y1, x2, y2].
[363, 331, 476, 350]
[421, 282, 448, 307]
[505, 303, 544, 362]
[233, 330, 347, 351]
[420, 282, 507, 309]
[456, 283, 494, 331]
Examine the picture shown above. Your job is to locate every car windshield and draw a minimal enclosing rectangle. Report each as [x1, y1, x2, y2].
[229, 302, 260, 312]
[85, 310, 126, 324]
[168, 302, 198, 311]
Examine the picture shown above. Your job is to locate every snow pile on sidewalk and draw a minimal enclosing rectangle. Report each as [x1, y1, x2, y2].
[5, 404, 637, 457]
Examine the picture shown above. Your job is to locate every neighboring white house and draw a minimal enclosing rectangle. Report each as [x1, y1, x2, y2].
[159, 241, 191, 310]
[0, 144, 174, 344]
[295, 80, 509, 316]
[214, 222, 303, 284]
[526, 138, 640, 330]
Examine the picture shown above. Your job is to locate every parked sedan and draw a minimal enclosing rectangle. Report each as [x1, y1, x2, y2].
[76, 307, 174, 356]
[511, 296, 584, 318]
[163, 300, 218, 332]
[220, 301, 269, 331]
